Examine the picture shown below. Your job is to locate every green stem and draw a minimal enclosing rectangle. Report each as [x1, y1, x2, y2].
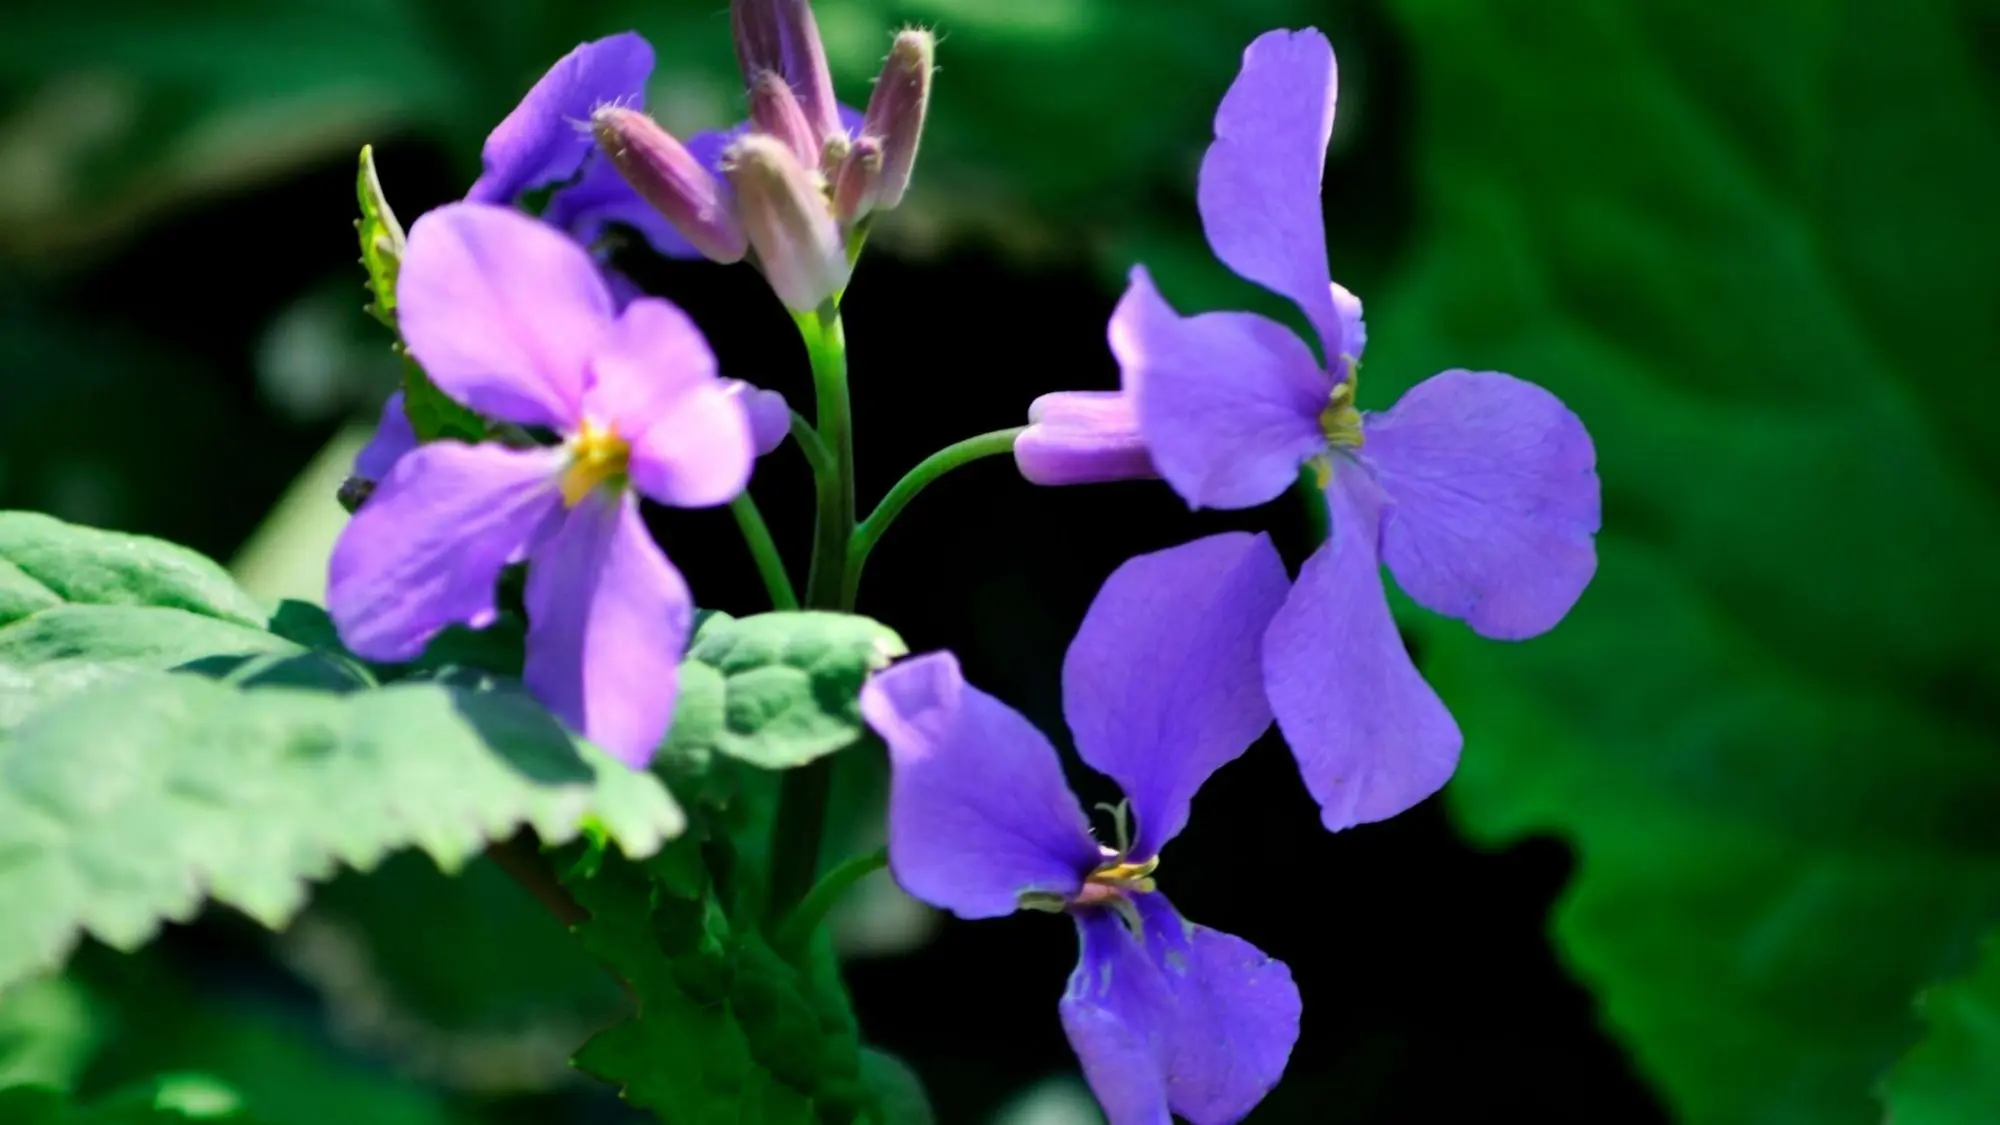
[1298, 464, 1330, 547]
[729, 492, 797, 610]
[843, 426, 1024, 608]
[789, 409, 834, 482]
[772, 846, 887, 954]
[770, 301, 855, 922]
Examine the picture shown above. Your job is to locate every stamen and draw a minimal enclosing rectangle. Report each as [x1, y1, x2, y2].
[559, 418, 631, 506]
[1319, 375, 1364, 450]
[1093, 799, 1134, 856]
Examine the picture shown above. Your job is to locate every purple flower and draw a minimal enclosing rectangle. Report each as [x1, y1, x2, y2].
[861, 533, 1301, 1124]
[327, 202, 753, 766]
[1111, 29, 1601, 829]
[352, 390, 417, 483]
[466, 33, 699, 261]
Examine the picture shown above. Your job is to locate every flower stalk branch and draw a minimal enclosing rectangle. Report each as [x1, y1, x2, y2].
[843, 426, 1026, 607]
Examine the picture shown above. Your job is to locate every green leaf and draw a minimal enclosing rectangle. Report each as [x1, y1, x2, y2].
[1883, 935, 2000, 1125]
[0, 671, 683, 992]
[681, 612, 906, 771]
[1360, 1, 2000, 1122]
[564, 850, 864, 1124]
[857, 1049, 934, 1125]
[0, 975, 103, 1092]
[0, 1082, 252, 1123]
[0, 606, 298, 733]
[275, 852, 628, 1094]
[0, 513, 265, 629]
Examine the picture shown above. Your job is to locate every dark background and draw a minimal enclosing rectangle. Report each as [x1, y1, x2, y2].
[2, 0, 1995, 1122]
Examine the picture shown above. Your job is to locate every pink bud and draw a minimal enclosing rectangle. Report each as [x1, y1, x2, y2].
[592, 107, 748, 264]
[833, 136, 885, 225]
[749, 70, 823, 169]
[722, 133, 851, 312]
[861, 29, 934, 210]
[731, 0, 842, 145]
[1015, 392, 1160, 486]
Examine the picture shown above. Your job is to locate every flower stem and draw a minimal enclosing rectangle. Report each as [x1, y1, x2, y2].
[1297, 464, 1331, 547]
[729, 492, 797, 610]
[843, 426, 1024, 608]
[771, 845, 888, 955]
[771, 300, 855, 922]
[789, 409, 834, 482]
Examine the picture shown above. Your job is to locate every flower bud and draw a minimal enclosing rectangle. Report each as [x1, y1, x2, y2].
[591, 106, 748, 264]
[832, 136, 884, 225]
[732, 0, 841, 145]
[721, 133, 851, 312]
[1015, 392, 1159, 486]
[749, 69, 823, 169]
[861, 29, 934, 210]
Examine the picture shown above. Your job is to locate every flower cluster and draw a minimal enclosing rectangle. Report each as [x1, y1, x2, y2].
[329, 8, 1597, 1122]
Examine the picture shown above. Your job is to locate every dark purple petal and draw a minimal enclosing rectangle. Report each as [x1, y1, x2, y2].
[523, 490, 691, 767]
[543, 152, 704, 260]
[1061, 894, 1299, 1125]
[1196, 28, 1350, 361]
[398, 203, 614, 430]
[328, 442, 565, 662]
[1015, 391, 1158, 486]
[1062, 533, 1287, 859]
[1263, 472, 1460, 830]
[582, 298, 752, 508]
[466, 33, 654, 206]
[861, 652, 1102, 920]
[723, 379, 792, 456]
[1365, 370, 1601, 639]
[1115, 267, 1328, 510]
[352, 391, 416, 481]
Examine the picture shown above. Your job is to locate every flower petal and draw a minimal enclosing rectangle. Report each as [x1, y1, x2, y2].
[543, 152, 704, 260]
[466, 33, 655, 206]
[1196, 28, 1351, 361]
[1062, 533, 1288, 859]
[352, 391, 416, 481]
[1015, 391, 1158, 486]
[398, 203, 613, 429]
[583, 298, 752, 508]
[1061, 894, 1299, 1125]
[522, 491, 692, 767]
[328, 442, 565, 662]
[1116, 267, 1329, 510]
[1365, 370, 1601, 639]
[723, 379, 793, 457]
[1263, 472, 1461, 830]
[862, 652, 1102, 920]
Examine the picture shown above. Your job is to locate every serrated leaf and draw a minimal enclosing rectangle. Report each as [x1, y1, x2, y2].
[683, 612, 906, 770]
[0, 671, 682, 992]
[0, 606, 299, 733]
[564, 852, 862, 1124]
[1354, 1, 2000, 1122]
[276, 852, 627, 1094]
[354, 145, 404, 331]
[1882, 934, 2000, 1125]
[0, 513, 265, 628]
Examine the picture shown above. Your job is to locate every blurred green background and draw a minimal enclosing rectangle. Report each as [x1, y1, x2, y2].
[2, 0, 1997, 1122]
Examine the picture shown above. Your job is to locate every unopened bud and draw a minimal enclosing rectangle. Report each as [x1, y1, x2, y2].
[833, 136, 885, 225]
[732, 0, 841, 145]
[722, 134, 851, 312]
[861, 29, 934, 210]
[749, 70, 822, 169]
[1015, 391, 1159, 486]
[591, 106, 748, 264]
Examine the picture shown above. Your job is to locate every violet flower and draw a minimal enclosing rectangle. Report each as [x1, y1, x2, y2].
[861, 533, 1301, 1124]
[1111, 29, 1601, 829]
[328, 202, 754, 766]
[466, 33, 698, 261]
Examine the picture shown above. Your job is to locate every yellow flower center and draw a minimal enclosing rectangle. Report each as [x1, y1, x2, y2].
[1319, 370, 1364, 451]
[558, 419, 631, 506]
